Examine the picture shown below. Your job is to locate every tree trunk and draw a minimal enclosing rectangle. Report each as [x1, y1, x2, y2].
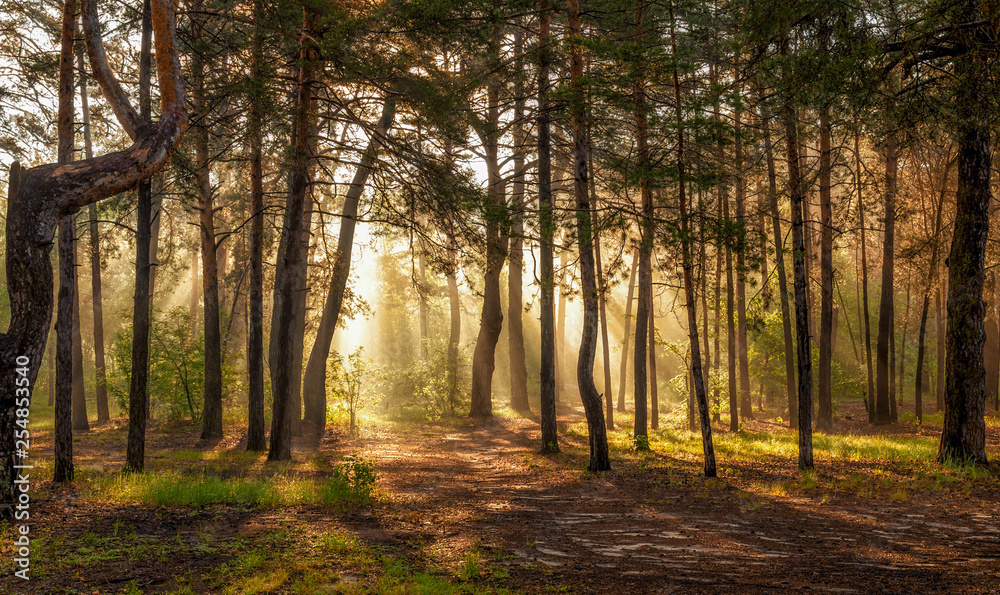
[734, 107, 752, 422]
[71, 227, 89, 432]
[537, 0, 558, 453]
[875, 131, 898, 426]
[53, 0, 77, 482]
[508, 24, 530, 413]
[590, 110, 612, 429]
[937, 278, 946, 412]
[446, 254, 461, 411]
[301, 98, 395, 430]
[781, 36, 812, 469]
[246, 0, 266, 451]
[762, 105, 796, 428]
[670, 1, 715, 476]
[55, 215, 75, 482]
[469, 64, 506, 418]
[1, 0, 186, 514]
[938, 1, 990, 464]
[125, 0, 153, 471]
[192, 2, 223, 440]
[632, 0, 652, 448]
[617, 250, 638, 412]
[855, 126, 876, 422]
[268, 9, 317, 461]
[568, 0, 610, 470]
[77, 42, 109, 423]
[817, 105, 834, 431]
[724, 189, 738, 432]
[649, 302, 658, 430]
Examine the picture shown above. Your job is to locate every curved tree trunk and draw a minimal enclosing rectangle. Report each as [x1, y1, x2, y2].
[2, 0, 186, 512]
[469, 43, 506, 419]
[301, 98, 395, 431]
[569, 0, 610, 471]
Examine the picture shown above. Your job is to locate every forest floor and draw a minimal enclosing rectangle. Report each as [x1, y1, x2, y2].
[2, 399, 1000, 594]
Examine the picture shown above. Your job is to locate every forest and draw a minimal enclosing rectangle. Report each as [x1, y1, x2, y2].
[0, 0, 998, 592]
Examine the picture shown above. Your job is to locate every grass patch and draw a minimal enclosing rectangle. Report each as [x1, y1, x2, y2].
[86, 456, 378, 509]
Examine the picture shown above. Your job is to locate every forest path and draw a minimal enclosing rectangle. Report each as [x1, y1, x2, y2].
[364, 411, 1000, 594]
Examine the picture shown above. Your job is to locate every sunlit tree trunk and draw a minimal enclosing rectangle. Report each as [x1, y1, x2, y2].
[568, 0, 609, 470]
[670, 1, 715, 475]
[469, 49, 506, 418]
[302, 98, 395, 431]
[508, 23, 530, 412]
[617, 250, 638, 412]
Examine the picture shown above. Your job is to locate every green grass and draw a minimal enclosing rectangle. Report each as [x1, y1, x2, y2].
[85, 455, 378, 509]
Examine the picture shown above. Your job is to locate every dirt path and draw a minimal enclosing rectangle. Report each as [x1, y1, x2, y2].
[365, 415, 1000, 594]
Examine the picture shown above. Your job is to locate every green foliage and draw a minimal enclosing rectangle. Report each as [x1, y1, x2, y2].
[107, 307, 242, 422]
[329, 347, 375, 435]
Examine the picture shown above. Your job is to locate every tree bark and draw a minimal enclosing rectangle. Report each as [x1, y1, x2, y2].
[508, 24, 530, 413]
[537, 0, 558, 453]
[874, 131, 898, 425]
[53, 0, 78, 482]
[938, 0, 990, 464]
[568, 0, 610, 470]
[781, 36, 812, 469]
[469, 58, 506, 418]
[817, 105, 834, 431]
[192, 0, 223, 440]
[246, 0, 266, 451]
[670, 1, 715, 476]
[71, 225, 89, 432]
[125, 0, 153, 471]
[268, 9, 317, 461]
[734, 107, 752, 422]
[632, 0, 652, 448]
